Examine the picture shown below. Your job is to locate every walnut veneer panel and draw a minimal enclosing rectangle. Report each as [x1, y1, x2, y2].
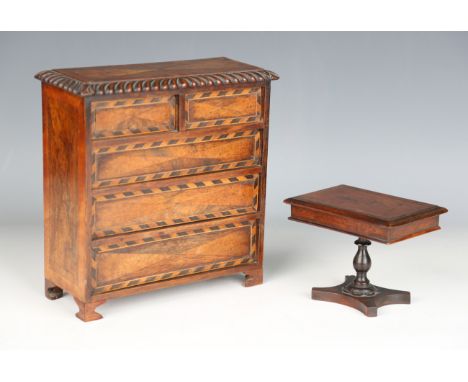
[185, 88, 262, 129]
[92, 170, 260, 238]
[92, 218, 257, 293]
[35, 57, 278, 96]
[91, 95, 177, 139]
[37, 57, 278, 321]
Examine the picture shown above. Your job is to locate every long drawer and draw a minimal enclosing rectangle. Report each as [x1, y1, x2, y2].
[91, 216, 258, 294]
[92, 168, 260, 238]
[91, 127, 261, 188]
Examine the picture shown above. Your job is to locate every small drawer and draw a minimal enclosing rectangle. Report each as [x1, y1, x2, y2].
[91, 95, 177, 139]
[91, 128, 261, 188]
[92, 169, 260, 238]
[185, 87, 262, 129]
[90, 217, 258, 293]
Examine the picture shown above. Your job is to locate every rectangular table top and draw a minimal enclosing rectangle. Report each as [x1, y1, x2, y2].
[284, 185, 447, 243]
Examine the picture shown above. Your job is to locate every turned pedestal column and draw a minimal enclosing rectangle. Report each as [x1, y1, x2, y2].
[312, 238, 410, 317]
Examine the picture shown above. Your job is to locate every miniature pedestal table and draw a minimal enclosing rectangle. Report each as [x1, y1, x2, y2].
[284, 185, 447, 317]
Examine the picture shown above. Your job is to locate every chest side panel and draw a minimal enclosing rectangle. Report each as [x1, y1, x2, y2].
[42, 84, 88, 299]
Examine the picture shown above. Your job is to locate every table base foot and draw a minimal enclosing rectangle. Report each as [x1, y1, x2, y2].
[312, 275, 410, 317]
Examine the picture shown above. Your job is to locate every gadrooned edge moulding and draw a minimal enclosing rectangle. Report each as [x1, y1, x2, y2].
[35, 69, 280, 96]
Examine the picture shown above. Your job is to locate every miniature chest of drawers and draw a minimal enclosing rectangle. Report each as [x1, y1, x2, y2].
[36, 57, 278, 321]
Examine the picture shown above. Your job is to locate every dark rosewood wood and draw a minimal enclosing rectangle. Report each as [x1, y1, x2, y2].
[37, 58, 278, 321]
[285, 185, 447, 316]
[312, 238, 410, 317]
[74, 298, 106, 322]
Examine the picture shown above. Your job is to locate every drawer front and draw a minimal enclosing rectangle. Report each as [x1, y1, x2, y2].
[185, 87, 262, 129]
[91, 217, 258, 293]
[91, 95, 177, 139]
[92, 170, 260, 238]
[92, 128, 261, 188]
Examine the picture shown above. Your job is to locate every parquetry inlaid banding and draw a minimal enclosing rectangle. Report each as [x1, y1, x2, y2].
[91, 173, 259, 237]
[93, 174, 257, 202]
[185, 87, 258, 100]
[92, 220, 253, 253]
[185, 87, 262, 129]
[90, 219, 258, 294]
[35, 69, 279, 96]
[93, 129, 258, 154]
[91, 95, 177, 139]
[92, 257, 256, 294]
[91, 129, 262, 188]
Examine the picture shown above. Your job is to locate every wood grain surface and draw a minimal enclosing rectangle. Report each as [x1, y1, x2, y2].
[93, 130, 260, 187]
[91, 95, 177, 138]
[42, 84, 89, 301]
[95, 220, 254, 287]
[38, 58, 277, 320]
